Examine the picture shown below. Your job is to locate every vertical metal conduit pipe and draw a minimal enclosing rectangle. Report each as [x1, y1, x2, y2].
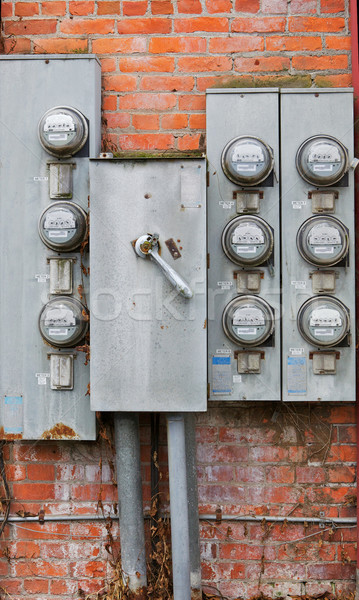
[114, 413, 147, 597]
[167, 413, 191, 600]
[184, 413, 202, 600]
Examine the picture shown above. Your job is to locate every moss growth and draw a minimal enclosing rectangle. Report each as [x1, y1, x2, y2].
[210, 74, 312, 89]
[111, 150, 205, 159]
[314, 77, 334, 88]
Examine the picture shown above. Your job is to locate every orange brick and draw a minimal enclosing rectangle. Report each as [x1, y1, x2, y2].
[5, 465, 26, 481]
[101, 57, 117, 72]
[209, 36, 264, 52]
[27, 464, 55, 481]
[290, 0, 316, 12]
[325, 35, 351, 49]
[15, 2, 39, 16]
[33, 38, 88, 52]
[119, 93, 177, 110]
[69, 0, 95, 14]
[289, 16, 345, 31]
[177, 133, 202, 150]
[4, 36, 31, 51]
[102, 95, 117, 110]
[97, 0, 120, 13]
[178, 0, 202, 12]
[161, 113, 188, 129]
[103, 74, 137, 91]
[118, 133, 175, 150]
[140, 75, 194, 91]
[123, 0, 147, 15]
[232, 17, 285, 32]
[149, 36, 206, 52]
[120, 56, 175, 72]
[5, 19, 57, 34]
[196, 75, 233, 90]
[15, 560, 68, 578]
[262, 0, 287, 12]
[235, 56, 290, 72]
[92, 37, 146, 53]
[178, 56, 231, 72]
[117, 17, 171, 33]
[105, 113, 131, 128]
[133, 114, 160, 130]
[189, 114, 206, 129]
[328, 465, 355, 483]
[42, 1, 66, 14]
[13, 483, 55, 501]
[151, 0, 173, 13]
[235, 0, 259, 11]
[292, 54, 348, 70]
[11, 542, 41, 559]
[266, 35, 322, 51]
[60, 18, 114, 33]
[1, 2, 12, 16]
[0, 579, 22, 595]
[206, 0, 232, 11]
[321, 0, 345, 12]
[179, 94, 206, 110]
[174, 17, 228, 32]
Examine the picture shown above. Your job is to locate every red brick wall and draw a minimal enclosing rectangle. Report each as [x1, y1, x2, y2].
[0, 0, 357, 598]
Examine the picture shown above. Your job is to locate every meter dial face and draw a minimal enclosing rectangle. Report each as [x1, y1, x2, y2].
[221, 136, 274, 186]
[296, 215, 348, 266]
[222, 215, 274, 267]
[38, 201, 88, 252]
[296, 135, 348, 186]
[38, 106, 88, 157]
[39, 297, 89, 348]
[297, 296, 349, 347]
[222, 295, 275, 347]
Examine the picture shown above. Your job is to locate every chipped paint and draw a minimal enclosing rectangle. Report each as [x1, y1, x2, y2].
[41, 423, 80, 440]
[0, 426, 22, 441]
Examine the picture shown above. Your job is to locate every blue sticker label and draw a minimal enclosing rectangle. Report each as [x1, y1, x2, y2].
[287, 356, 307, 395]
[3, 396, 23, 434]
[212, 355, 232, 394]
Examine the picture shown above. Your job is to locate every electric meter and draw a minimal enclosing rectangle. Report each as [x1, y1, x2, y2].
[39, 296, 89, 348]
[297, 296, 350, 347]
[222, 295, 275, 347]
[38, 201, 87, 252]
[296, 135, 349, 186]
[38, 106, 88, 157]
[222, 215, 273, 266]
[221, 136, 274, 186]
[296, 215, 349, 266]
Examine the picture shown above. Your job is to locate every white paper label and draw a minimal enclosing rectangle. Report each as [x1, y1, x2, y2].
[48, 231, 68, 238]
[35, 372, 50, 385]
[237, 327, 257, 334]
[314, 247, 334, 254]
[314, 328, 334, 336]
[233, 375, 242, 383]
[48, 133, 68, 141]
[35, 274, 50, 283]
[216, 349, 232, 354]
[49, 328, 68, 335]
[217, 281, 233, 290]
[291, 280, 307, 289]
[33, 176, 48, 182]
[289, 348, 304, 356]
[219, 201, 235, 209]
[236, 246, 257, 254]
[292, 200, 306, 209]
[237, 164, 256, 172]
[313, 164, 333, 172]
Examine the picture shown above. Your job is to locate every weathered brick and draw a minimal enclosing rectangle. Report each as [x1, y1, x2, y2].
[178, 95, 206, 110]
[325, 35, 351, 49]
[292, 54, 348, 70]
[27, 464, 55, 481]
[234, 56, 290, 72]
[178, 0, 202, 12]
[262, 0, 287, 13]
[117, 17, 171, 33]
[307, 563, 355, 580]
[174, 17, 228, 32]
[140, 75, 194, 91]
[290, 0, 316, 12]
[321, 0, 345, 12]
[206, 0, 232, 13]
[4, 19, 57, 35]
[177, 133, 202, 150]
[60, 18, 115, 34]
[266, 465, 295, 483]
[103, 96, 117, 110]
[151, 0, 174, 13]
[5, 465, 26, 481]
[266, 35, 322, 51]
[123, 0, 148, 15]
[161, 114, 189, 129]
[120, 56, 175, 72]
[149, 36, 206, 53]
[119, 93, 177, 110]
[178, 56, 232, 72]
[288, 16, 345, 31]
[235, 0, 260, 11]
[105, 112, 132, 128]
[103, 75, 137, 91]
[232, 17, 285, 32]
[41, 1, 67, 14]
[92, 37, 146, 53]
[15, 2, 39, 16]
[10, 542, 41, 559]
[12, 483, 55, 501]
[296, 466, 326, 483]
[189, 113, 206, 129]
[328, 465, 355, 483]
[118, 133, 175, 150]
[69, 1, 95, 14]
[133, 114, 160, 130]
[209, 36, 264, 52]
[0, 2, 12, 16]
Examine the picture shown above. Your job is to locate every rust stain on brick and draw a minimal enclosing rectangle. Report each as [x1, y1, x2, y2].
[41, 422, 80, 440]
[0, 426, 22, 440]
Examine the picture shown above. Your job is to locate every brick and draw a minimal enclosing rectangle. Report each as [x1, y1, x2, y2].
[69, 1, 95, 14]
[235, 56, 290, 72]
[328, 405, 356, 423]
[103, 96, 117, 110]
[178, 0, 202, 12]
[71, 483, 117, 501]
[209, 36, 264, 52]
[42, 1, 67, 14]
[92, 37, 146, 53]
[0, 562, 9, 577]
[60, 18, 114, 33]
[307, 563, 355, 580]
[123, 0, 148, 15]
[14, 444, 65, 462]
[266, 35, 322, 51]
[97, 0, 120, 13]
[197, 444, 249, 463]
[325, 35, 351, 49]
[13, 483, 55, 500]
[292, 54, 348, 70]
[0, 579, 22, 594]
[179, 95, 206, 110]
[0, 2, 12, 16]
[177, 133, 202, 150]
[196, 75, 234, 90]
[161, 114, 188, 129]
[27, 464, 55, 481]
[296, 466, 325, 483]
[248, 447, 288, 462]
[206, 0, 232, 12]
[262, 0, 287, 12]
[174, 17, 228, 32]
[321, 0, 345, 11]
[267, 465, 294, 483]
[290, 0, 316, 12]
[10, 542, 40, 559]
[289, 16, 345, 32]
[151, 0, 173, 13]
[140, 75, 194, 91]
[15, 2, 39, 16]
[235, 0, 259, 11]
[232, 17, 285, 32]
[132, 114, 159, 130]
[15, 560, 68, 578]
[327, 444, 357, 462]
[328, 465, 355, 483]
[189, 114, 206, 129]
[5, 465, 26, 481]
[4, 19, 57, 35]
[235, 466, 265, 482]
[215, 562, 246, 579]
[178, 56, 231, 72]
[117, 17, 171, 33]
[100, 58, 117, 72]
[248, 485, 302, 504]
[278, 541, 336, 562]
[118, 133, 174, 150]
[149, 36, 206, 53]
[120, 56, 175, 72]
[106, 113, 132, 128]
[103, 75, 137, 91]
[338, 425, 356, 443]
[50, 579, 78, 594]
[119, 93, 177, 110]
[306, 485, 354, 504]
[220, 543, 265, 561]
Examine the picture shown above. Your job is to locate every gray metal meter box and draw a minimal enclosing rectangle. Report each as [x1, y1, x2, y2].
[0, 56, 101, 439]
[281, 89, 356, 402]
[90, 159, 207, 412]
[206, 89, 281, 401]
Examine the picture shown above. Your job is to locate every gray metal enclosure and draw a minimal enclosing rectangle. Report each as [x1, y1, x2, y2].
[89, 159, 207, 412]
[0, 56, 100, 439]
